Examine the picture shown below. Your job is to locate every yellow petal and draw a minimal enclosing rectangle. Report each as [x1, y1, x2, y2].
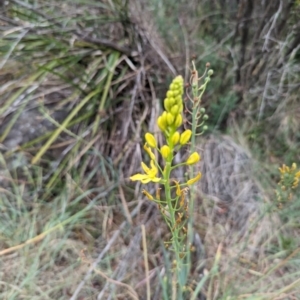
[150, 160, 158, 172]
[130, 174, 148, 181]
[141, 178, 152, 184]
[144, 144, 156, 160]
[141, 162, 150, 173]
[187, 172, 202, 185]
[151, 177, 161, 182]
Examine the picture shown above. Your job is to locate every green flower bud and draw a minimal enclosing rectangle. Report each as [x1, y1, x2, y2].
[172, 89, 180, 97]
[180, 129, 192, 145]
[208, 69, 214, 76]
[167, 90, 174, 98]
[145, 133, 157, 148]
[161, 145, 171, 159]
[166, 112, 174, 125]
[171, 131, 180, 145]
[164, 98, 171, 112]
[203, 114, 209, 120]
[178, 104, 183, 113]
[169, 97, 175, 106]
[170, 83, 176, 90]
[173, 75, 183, 85]
[203, 125, 208, 131]
[171, 104, 179, 115]
[174, 114, 182, 128]
[175, 95, 182, 105]
[200, 107, 205, 113]
[161, 111, 168, 124]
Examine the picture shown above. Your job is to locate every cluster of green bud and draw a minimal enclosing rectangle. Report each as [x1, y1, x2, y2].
[157, 76, 184, 135]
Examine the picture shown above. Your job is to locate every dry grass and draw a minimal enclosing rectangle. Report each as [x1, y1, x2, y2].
[0, 0, 300, 299]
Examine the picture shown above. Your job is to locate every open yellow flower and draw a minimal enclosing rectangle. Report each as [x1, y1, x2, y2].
[130, 160, 161, 184]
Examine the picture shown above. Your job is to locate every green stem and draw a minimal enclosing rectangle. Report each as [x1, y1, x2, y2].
[164, 157, 184, 298]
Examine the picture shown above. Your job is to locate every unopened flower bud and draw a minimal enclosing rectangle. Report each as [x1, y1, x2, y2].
[171, 104, 179, 115]
[166, 112, 174, 125]
[203, 114, 209, 120]
[171, 131, 180, 145]
[164, 98, 172, 112]
[180, 129, 192, 145]
[186, 152, 200, 165]
[167, 90, 174, 98]
[157, 116, 166, 131]
[203, 125, 208, 131]
[174, 114, 182, 128]
[208, 69, 214, 76]
[161, 145, 171, 159]
[145, 133, 157, 148]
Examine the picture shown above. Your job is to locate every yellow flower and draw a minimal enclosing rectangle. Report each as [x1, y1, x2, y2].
[144, 143, 155, 160]
[130, 160, 161, 184]
[279, 164, 289, 174]
[187, 172, 202, 185]
[186, 152, 200, 165]
[145, 133, 157, 148]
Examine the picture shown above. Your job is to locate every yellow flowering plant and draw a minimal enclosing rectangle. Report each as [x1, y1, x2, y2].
[276, 163, 300, 207]
[130, 63, 213, 299]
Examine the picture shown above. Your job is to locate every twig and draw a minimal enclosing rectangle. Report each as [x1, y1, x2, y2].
[92, 266, 139, 300]
[262, 0, 283, 52]
[119, 185, 133, 225]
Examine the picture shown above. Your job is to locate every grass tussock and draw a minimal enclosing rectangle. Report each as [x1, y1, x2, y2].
[0, 0, 300, 299]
